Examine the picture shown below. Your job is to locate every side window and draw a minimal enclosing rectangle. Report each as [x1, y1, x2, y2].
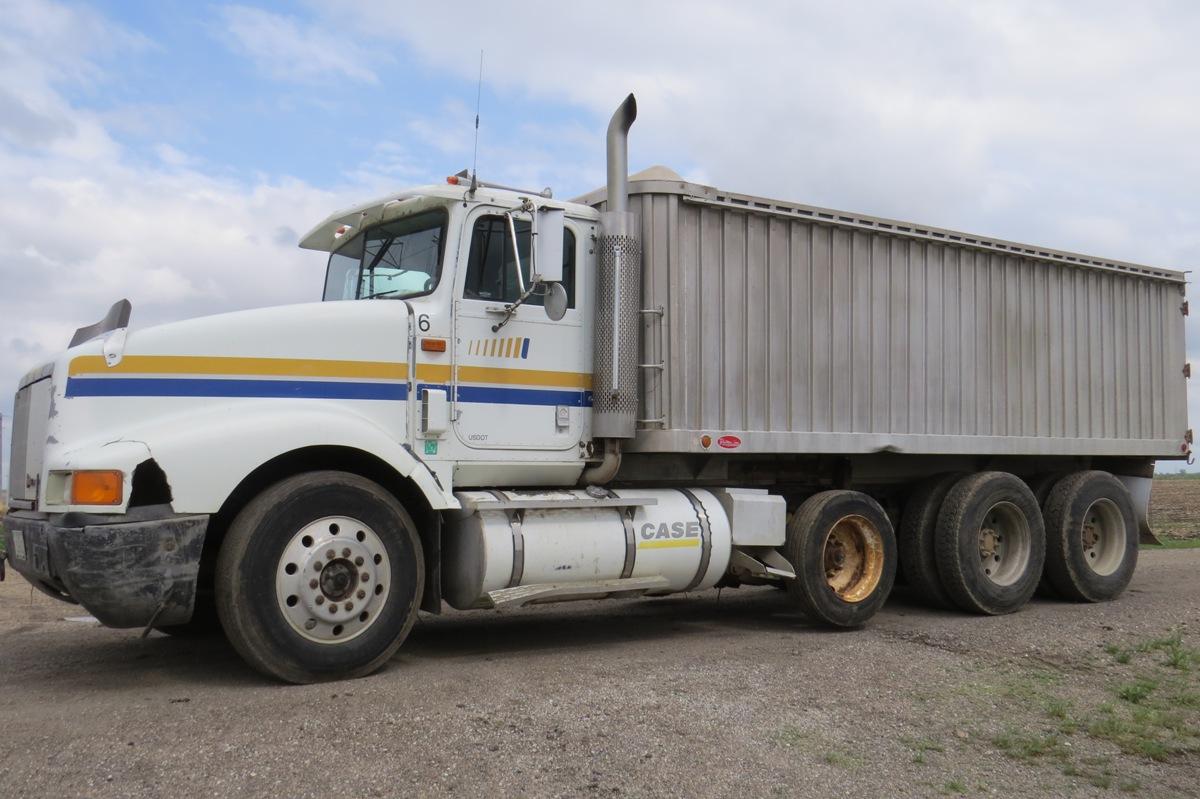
[463, 214, 575, 309]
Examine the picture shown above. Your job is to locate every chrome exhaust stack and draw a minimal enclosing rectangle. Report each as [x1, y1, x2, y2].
[592, 93, 640, 440]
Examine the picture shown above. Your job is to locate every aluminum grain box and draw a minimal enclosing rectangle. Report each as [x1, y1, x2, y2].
[580, 172, 1189, 458]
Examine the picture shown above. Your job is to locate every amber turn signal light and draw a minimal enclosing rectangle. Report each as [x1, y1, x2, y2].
[420, 338, 447, 352]
[71, 470, 123, 505]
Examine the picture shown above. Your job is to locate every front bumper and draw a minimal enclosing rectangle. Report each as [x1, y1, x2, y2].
[2, 505, 207, 628]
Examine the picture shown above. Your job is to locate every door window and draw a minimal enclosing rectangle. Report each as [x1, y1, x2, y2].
[463, 215, 575, 308]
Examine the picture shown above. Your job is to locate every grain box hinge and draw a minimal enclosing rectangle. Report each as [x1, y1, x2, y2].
[1184, 363, 1192, 379]
[1186, 429, 1194, 445]
[1182, 300, 1190, 316]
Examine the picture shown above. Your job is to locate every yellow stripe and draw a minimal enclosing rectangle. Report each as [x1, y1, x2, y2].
[70, 356, 587, 390]
[414, 363, 452, 382]
[69, 355, 406, 380]
[637, 539, 701, 550]
[457, 365, 592, 389]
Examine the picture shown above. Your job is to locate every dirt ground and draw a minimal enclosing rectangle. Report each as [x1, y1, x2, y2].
[1148, 478, 1200, 542]
[1, 547, 1198, 799]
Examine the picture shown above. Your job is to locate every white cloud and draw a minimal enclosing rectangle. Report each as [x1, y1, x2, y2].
[219, 5, 382, 85]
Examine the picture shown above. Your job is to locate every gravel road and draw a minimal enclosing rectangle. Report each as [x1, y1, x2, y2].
[1, 549, 1198, 798]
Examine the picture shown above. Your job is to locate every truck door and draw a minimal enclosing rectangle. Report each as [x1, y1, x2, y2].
[452, 208, 591, 451]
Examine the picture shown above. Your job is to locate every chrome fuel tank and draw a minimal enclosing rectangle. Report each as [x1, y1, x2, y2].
[442, 488, 732, 610]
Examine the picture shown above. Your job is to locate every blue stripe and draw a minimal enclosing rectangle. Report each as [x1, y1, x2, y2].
[520, 339, 530, 359]
[66, 377, 407, 401]
[417, 382, 592, 408]
[457, 385, 592, 407]
[67, 377, 592, 407]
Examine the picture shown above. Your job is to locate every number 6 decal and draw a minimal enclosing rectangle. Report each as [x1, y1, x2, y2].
[417, 314, 431, 332]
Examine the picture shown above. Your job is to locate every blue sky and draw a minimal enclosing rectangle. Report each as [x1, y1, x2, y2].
[2, 0, 1199, 484]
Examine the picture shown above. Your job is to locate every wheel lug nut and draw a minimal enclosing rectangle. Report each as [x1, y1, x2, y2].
[361, 573, 370, 583]
[316, 596, 325, 605]
[314, 563, 322, 572]
[329, 603, 338, 613]
[309, 579, 319, 590]
[326, 549, 336, 560]
[345, 602, 354, 611]
[355, 556, 364, 566]
[342, 548, 351, 558]
[357, 590, 366, 600]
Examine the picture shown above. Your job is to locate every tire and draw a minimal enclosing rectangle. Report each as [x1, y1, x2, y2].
[783, 490, 897, 628]
[216, 471, 424, 684]
[1042, 471, 1138, 602]
[934, 472, 1045, 615]
[898, 473, 965, 609]
[1025, 473, 1068, 599]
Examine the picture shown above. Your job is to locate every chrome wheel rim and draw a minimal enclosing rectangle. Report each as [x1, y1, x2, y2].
[275, 516, 390, 644]
[1080, 498, 1126, 576]
[977, 501, 1031, 586]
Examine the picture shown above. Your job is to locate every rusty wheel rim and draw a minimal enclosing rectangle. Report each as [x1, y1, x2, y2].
[822, 515, 885, 603]
[977, 501, 1031, 586]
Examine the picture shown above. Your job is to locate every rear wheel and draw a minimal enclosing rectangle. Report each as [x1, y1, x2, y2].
[216, 471, 424, 683]
[783, 490, 897, 628]
[898, 473, 965, 609]
[1026, 472, 1068, 598]
[934, 472, 1045, 615]
[1042, 471, 1138, 602]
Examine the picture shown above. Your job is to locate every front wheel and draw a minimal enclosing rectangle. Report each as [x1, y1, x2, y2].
[216, 471, 424, 684]
[783, 490, 897, 628]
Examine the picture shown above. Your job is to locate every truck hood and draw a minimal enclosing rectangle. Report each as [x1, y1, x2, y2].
[32, 299, 416, 512]
[62, 299, 412, 396]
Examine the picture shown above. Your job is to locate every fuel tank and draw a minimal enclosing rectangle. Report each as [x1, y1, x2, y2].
[442, 488, 732, 610]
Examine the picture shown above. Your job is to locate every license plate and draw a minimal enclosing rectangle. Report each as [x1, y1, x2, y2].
[10, 529, 25, 562]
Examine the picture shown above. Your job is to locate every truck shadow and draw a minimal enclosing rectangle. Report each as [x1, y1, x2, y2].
[3, 585, 979, 688]
[402, 587, 828, 661]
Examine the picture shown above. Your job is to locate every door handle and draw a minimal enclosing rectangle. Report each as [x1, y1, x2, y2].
[484, 306, 510, 315]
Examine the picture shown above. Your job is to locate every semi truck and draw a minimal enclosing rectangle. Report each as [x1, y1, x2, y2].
[2, 95, 1189, 683]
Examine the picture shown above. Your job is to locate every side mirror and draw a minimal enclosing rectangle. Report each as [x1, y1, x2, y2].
[533, 206, 564, 284]
[544, 282, 568, 321]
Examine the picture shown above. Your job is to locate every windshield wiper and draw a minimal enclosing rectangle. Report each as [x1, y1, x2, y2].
[362, 288, 401, 299]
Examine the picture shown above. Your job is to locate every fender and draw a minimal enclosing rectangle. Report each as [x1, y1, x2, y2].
[49, 403, 457, 515]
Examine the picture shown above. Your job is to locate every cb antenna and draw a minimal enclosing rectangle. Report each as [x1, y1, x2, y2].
[470, 50, 483, 194]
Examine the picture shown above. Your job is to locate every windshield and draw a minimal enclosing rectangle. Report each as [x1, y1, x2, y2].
[323, 208, 447, 301]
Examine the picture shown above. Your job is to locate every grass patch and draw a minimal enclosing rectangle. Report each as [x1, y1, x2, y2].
[1044, 698, 1072, 720]
[1141, 538, 1200, 549]
[1105, 643, 1133, 664]
[901, 735, 944, 764]
[773, 726, 811, 748]
[941, 778, 966, 795]
[821, 750, 864, 769]
[1115, 679, 1158, 704]
[992, 728, 1069, 762]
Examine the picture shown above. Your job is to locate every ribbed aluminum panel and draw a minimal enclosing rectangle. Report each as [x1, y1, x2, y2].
[587, 180, 1189, 457]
